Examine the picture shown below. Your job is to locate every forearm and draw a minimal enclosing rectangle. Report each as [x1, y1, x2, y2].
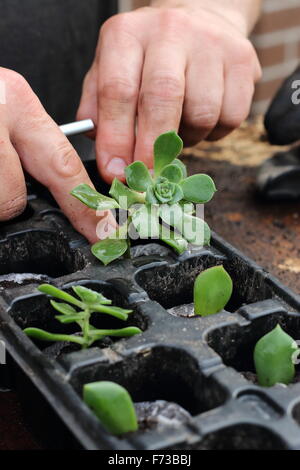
[149, 0, 262, 35]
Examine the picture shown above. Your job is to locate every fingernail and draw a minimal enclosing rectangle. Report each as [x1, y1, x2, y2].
[106, 157, 126, 176]
[96, 220, 117, 240]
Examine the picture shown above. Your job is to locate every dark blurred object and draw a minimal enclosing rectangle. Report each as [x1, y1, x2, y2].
[264, 65, 300, 146]
[0, 0, 118, 126]
[257, 64, 300, 200]
[0, 391, 40, 450]
[257, 147, 300, 200]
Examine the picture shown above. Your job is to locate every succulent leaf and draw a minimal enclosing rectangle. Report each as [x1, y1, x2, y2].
[193, 265, 233, 316]
[91, 237, 129, 266]
[172, 158, 187, 179]
[70, 183, 120, 210]
[109, 178, 145, 209]
[132, 204, 160, 239]
[154, 131, 183, 176]
[125, 161, 153, 192]
[24, 328, 85, 345]
[83, 381, 138, 435]
[254, 324, 298, 387]
[180, 174, 216, 203]
[160, 164, 183, 183]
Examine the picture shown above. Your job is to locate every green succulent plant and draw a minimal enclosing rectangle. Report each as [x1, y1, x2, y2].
[83, 381, 138, 435]
[193, 265, 233, 316]
[254, 324, 299, 387]
[71, 131, 216, 265]
[24, 284, 141, 349]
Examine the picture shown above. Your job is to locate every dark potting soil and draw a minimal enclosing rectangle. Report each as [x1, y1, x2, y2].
[43, 336, 193, 435]
[130, 243, 171, 259]
[43, 341, 193, 436]
[241, 371, 259, 385]
[0, 273, 49, 290]
[241, 370, 300, 386]
[134, 400, 192, 432]
[167, 302, 196, 318]
[43, 336, 114, 359]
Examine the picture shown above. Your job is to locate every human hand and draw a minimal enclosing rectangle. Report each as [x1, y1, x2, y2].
[77, 0, 261, 183]
[0, 68, 116, 242]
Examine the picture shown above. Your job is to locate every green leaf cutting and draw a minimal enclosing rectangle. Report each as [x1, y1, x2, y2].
[193, 265, 233, 316]
[70, 183, 120, 210]
[154, 130, 183, 176]
[24, 283, 142, 349]
[254, 324, 299, 387]
[71, 130, 216, 265]
[83, 381, 138, 435]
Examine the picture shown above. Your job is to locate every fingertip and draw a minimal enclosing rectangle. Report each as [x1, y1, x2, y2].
[73, 218, 99, 244]
[106, 157, 127, 178]
[95, 211, 118, 241]
[97, 153, 128, 184]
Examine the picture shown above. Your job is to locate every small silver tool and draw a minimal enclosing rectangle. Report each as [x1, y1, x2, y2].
[59, 119, 95, 137]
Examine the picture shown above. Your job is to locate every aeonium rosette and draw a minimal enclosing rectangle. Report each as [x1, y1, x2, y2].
[151, 176, 183, 204]
[71, 131, 217, 265]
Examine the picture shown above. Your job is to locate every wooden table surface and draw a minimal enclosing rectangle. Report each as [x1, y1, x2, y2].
[1, 117, 299, 450]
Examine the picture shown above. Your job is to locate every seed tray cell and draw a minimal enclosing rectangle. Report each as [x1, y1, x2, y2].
[1, 160, 300, 450]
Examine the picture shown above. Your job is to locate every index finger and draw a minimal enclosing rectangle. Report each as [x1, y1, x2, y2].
[7, 81, 116, 243]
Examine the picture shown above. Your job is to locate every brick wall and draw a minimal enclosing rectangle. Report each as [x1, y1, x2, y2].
[251, 0, 300, 115]
[119, 0, 300, 115]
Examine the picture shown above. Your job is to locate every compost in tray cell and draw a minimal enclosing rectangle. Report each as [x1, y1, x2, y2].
[135, 253, 221, 309]
[197, 424, 287, 450]
[0, 230, 85, 279]
[206, 310, 300, 383]
[135, 252, 273, 314]
[69, 346, 228, 419]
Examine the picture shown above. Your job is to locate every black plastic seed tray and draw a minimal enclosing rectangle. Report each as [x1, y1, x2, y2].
[1, 159, 300, 450]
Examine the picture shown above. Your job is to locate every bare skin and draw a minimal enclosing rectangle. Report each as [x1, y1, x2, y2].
[0, 0, 261, 243]
[78, 0, 262, 182]
[0, 68, 116, 243]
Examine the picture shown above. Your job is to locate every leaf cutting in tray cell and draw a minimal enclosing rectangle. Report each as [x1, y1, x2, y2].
[254, 324, 299, 387]
[24, 283, 142, 349]
[193, 265, 233, 316]
[70, 183, 120, 211]
[83, 381, 138, 435]
[70, 130, 217, 265]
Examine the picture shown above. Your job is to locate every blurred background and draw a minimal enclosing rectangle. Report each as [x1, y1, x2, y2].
[119, 0, 300, 116]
